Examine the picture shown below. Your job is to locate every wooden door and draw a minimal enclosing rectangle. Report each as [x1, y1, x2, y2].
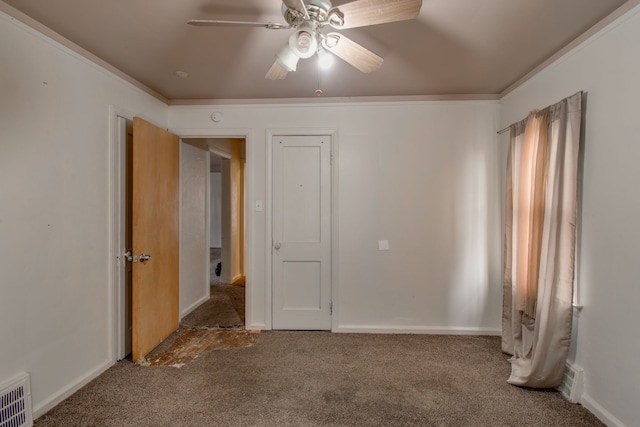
[272, 135, 332, 330]
[131, 117, 180, 361]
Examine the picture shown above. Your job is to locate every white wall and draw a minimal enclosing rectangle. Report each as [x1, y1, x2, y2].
[210, 172, 222, 248]
[169, 100, 503, 334]
[499, 5, 640, 426]
[0, 11, 167, 417]
[180, 142, 209, 317]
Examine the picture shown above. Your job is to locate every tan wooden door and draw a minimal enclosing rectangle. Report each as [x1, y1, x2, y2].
[131, 117, 180, 361]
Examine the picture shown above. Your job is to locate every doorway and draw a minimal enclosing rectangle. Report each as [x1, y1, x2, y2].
[208, 145, 246, 287]
[112, 116, 251, 361]
[208, 141, 247, 331]
[184, 138, 247, 328]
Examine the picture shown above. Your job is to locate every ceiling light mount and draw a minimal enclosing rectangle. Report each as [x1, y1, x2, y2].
[283, 1, 331, 27]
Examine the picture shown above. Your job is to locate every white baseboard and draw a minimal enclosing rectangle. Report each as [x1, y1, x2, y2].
[334, 325, 501, 335]
[245, 322, 266, 331]
[180, 294, 210, 319]
[581, 394, 628, 427]
[33, 359, 113, 419]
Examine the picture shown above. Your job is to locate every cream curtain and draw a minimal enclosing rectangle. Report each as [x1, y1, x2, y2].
[501, 91, 583, 388]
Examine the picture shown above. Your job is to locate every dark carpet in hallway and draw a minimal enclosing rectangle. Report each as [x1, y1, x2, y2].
[182, 283, 246, 329]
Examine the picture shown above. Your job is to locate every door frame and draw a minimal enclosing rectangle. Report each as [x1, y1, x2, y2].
[108, 105, 137, 361]
[266, 128, 339, 331]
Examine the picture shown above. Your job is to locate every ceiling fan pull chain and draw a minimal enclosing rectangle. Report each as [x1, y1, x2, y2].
[316, 59, 323, 96]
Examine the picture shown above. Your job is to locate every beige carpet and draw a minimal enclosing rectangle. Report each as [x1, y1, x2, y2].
[34, 332, 604, 426]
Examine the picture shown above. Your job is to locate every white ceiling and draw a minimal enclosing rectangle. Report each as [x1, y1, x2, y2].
[2, 0, 630, 101]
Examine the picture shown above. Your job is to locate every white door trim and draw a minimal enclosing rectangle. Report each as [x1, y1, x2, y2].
[266, 128, 339, 331]
[108, 105, 136, 362]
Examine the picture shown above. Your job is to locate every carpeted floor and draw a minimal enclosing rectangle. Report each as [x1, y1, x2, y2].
[182, 283, 246, 329]
[34, 330, 604, 426]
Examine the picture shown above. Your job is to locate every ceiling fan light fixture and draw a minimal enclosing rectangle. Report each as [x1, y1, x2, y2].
[276, 44, 300, 72]
[189, 0, 424, 81]
[289, 23, 318, 59]
[317, 48, 334, 69]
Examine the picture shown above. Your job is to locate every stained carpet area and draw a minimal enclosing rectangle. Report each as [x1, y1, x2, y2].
[140, 282, 248, 367]
[144, 329, 258, 367]
[34, 332, 604, 426]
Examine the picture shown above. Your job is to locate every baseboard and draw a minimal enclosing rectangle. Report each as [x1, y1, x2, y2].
[581, 394, 628, 427]
[246, 322, 266, 330]
[334, 325, 501, 335]
[181, 294, 210, 319]
[231, 275, 245, 286]
[32, 358, 113, 419]
[229, 274, 243, 285]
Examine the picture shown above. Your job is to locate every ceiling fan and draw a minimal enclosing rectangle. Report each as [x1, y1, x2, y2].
[188, 0, 423, 80]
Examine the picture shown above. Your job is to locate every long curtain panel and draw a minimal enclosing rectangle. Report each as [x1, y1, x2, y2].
[501, 91, 583, 388]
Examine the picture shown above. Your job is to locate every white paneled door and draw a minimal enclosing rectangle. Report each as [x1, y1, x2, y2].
[272, 135, 332, 330]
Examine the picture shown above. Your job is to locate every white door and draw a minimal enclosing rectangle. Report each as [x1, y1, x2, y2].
[272, 135, 332, 330]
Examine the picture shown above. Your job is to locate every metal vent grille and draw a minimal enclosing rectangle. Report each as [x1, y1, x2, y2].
[0, 374, 33, 427]
[558, 363, 584, 403]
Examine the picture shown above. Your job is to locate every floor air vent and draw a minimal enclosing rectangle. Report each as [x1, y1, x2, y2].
[0, 374, 33, 427]
[558, 363, 584, 403]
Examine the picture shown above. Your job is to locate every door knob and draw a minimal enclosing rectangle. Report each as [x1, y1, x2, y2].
[274, 242, 282, 250]
[139, 253, 152, 262]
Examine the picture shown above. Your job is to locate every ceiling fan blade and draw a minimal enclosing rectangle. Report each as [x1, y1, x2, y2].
[265, 60, 289, 80]
[282, 0, 310, 20]
[323, 33, 383, 73]
[188, 19, 290, 29]
[331, 0, 422, 29]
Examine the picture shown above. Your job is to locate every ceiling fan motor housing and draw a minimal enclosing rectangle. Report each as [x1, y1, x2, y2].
[282, 0, 332, 27]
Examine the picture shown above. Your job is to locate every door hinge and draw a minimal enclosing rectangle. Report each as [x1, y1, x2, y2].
[330, 301, 333, 315]
[124, 250, 138, 263]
